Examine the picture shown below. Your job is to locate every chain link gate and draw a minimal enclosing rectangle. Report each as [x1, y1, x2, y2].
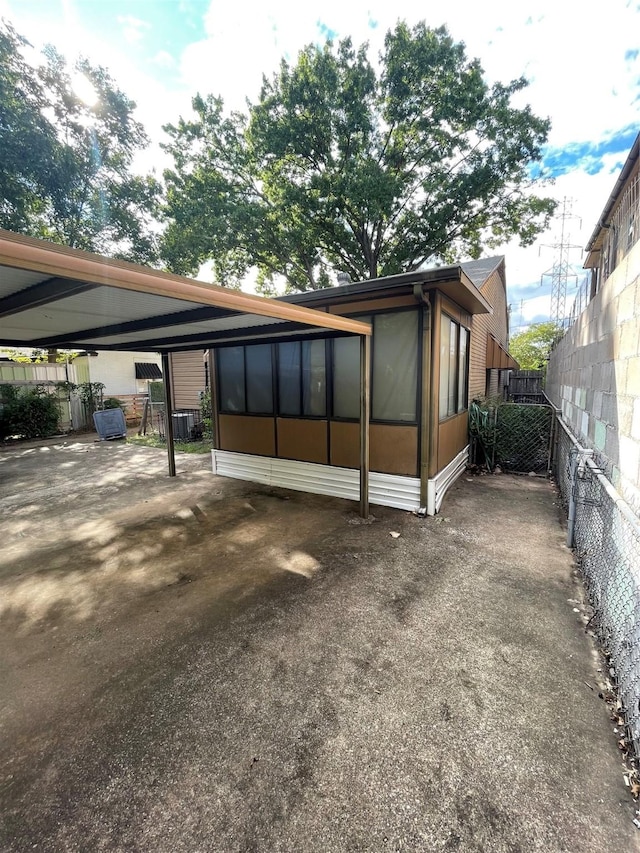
[469, 402, 553, 474]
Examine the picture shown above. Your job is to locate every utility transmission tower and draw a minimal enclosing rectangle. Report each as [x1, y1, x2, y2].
[540, 197, 582, 327]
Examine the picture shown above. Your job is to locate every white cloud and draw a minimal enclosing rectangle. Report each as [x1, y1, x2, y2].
[116, 14, 151, 46]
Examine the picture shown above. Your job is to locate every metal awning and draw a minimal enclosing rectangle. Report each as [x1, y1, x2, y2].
[0, 230, 372, 516]
[135, 362, 162, 380]
[0, 230, 371, 351]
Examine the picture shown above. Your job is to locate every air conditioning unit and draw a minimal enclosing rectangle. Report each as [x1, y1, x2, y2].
[171, 411, 195, 440]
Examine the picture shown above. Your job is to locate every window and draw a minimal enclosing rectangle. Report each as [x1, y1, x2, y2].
[333, 311, 419, 423]
[439, 314, 469, 420]
[372, 311, 418, 422]
[458, 326, 469, 411]
[332, 335, 360, 419]
[218, 346, 245, 412]
[217, 344, 273, 414]
[245, 345, 273, 413]
[277, 340, 326, 417]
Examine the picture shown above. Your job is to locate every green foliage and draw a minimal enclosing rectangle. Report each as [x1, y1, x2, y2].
[494, 404, 552, 473]
[102, 397, 124, 410]
[200, 388, 213, 438]
[469, 400, 498, 470]
[0, 385, 60, 439]
[148, 381, 164, 403]
[161, 21, 555, 293]
[0, 19, 160, 263]
[1, 347, 78, 363]
[75, 381, 105, 413]
[128, 434, 211, 454]
[509, 322, 562, 370]
[469, 399, 552, 473]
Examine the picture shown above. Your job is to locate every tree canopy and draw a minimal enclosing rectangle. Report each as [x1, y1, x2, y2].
[0, 20, 160, 263]
[161, 22, 555, 293]
[509, 322, 562, 370]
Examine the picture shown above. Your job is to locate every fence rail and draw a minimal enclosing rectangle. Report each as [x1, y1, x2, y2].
[553, 415, 640, 760]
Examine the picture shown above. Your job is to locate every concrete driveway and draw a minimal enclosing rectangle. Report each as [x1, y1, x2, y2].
[0, 437, 637, 852]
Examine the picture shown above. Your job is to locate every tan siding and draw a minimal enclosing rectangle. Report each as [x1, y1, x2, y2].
[468, 264, 509, 401]
[277, 418, 328, 463]
[330, 421, 418, 476]
[170, 350, 206, 409]
[219, 414, 276, 456]
[437, 412, 468, 470]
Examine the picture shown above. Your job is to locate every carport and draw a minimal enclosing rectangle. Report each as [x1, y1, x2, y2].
[0, 230, 372, 515]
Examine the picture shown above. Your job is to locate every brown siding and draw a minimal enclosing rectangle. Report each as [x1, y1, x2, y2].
[437, 412, 468, 470]
[219, 414, 275, 456]
[277, 419, 328, 463]
[468, 264, 509, 401]
[330, 421, 418, 476]
[330, 422, 359, 469]
[170, 350, 206, 409]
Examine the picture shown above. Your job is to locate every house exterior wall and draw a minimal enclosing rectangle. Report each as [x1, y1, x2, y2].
[468, 264, 509, 400]
[169, 350, 206, 409]
[546, 230, 640, 516]
[86, 351, 162, 397]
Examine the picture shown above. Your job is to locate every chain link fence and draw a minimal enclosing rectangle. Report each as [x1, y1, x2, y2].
[554, 416, 640, 760]
[470, 402, 553, 474]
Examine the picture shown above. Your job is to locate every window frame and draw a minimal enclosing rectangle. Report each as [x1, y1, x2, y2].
[330, 308, 421, 426]
[216, 342, 274, 417]
[439, 311, 470, 422]
[276, 339, 328, 420]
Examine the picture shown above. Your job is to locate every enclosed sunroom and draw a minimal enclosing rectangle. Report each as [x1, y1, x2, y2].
[209, 262, 493, 514]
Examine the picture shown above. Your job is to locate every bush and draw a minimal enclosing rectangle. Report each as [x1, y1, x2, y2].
[0, 386, 60, 439]
[102, 397, 124, 410]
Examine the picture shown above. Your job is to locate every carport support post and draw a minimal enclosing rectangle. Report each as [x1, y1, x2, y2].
[359, 334, 370, 519]
[161, 352, 176, 477]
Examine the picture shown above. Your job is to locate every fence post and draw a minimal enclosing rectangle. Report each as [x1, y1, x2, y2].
[567, 449, 578, 548]
[567, 447, 594, 548]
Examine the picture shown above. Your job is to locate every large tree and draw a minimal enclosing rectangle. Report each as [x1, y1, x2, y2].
[0, 19, 160, 263]
[161, 22, 555, 293]
[509, 322, 562, 370]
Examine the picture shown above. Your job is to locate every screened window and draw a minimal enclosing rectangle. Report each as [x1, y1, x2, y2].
[372, 311, 418, 422]
[457, 326, 469, 411]
[332, 311, 418, 422]
[439, 314, 469, 420]
[218, 346, 245, 413]
[217, 344, 273, 414]
[245, 345, 273, 414]
[277, 340, 326, 417]
[332, 335, 361, 419]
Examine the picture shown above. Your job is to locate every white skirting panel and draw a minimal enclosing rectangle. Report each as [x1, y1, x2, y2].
[212, 450, 421, 512]
[426, 445, 469, 516]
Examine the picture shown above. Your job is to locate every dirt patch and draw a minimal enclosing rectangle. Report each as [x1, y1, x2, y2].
[0, 441, 638, 852]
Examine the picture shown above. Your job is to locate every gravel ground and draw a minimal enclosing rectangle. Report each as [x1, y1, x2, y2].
[0, 437, 637, 852]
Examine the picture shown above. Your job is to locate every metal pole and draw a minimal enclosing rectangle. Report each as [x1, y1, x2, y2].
[161, 352, 176, 477]
[359, 334, 370, 519]
[566, 449, 578, 548]
[208, 348, 219, 450]
[418, 301, 431, 512]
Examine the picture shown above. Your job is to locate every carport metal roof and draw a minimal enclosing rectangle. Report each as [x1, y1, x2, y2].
[0, 230, 370, 352]
[0, 230, 372, 516]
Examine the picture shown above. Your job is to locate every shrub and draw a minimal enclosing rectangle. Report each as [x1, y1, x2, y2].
[102, 397, 124, 410]
[0, 386, 60, 439]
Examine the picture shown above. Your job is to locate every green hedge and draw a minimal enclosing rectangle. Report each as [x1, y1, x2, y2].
[0, 386, 60, 439]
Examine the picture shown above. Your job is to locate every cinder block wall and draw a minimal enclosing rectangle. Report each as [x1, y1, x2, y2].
[546, 240, 640, 515]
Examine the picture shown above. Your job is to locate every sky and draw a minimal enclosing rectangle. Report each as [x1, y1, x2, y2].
[1, 0, 639, 330]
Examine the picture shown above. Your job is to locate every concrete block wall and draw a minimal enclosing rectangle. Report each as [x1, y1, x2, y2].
[546, 239, 640, 516]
